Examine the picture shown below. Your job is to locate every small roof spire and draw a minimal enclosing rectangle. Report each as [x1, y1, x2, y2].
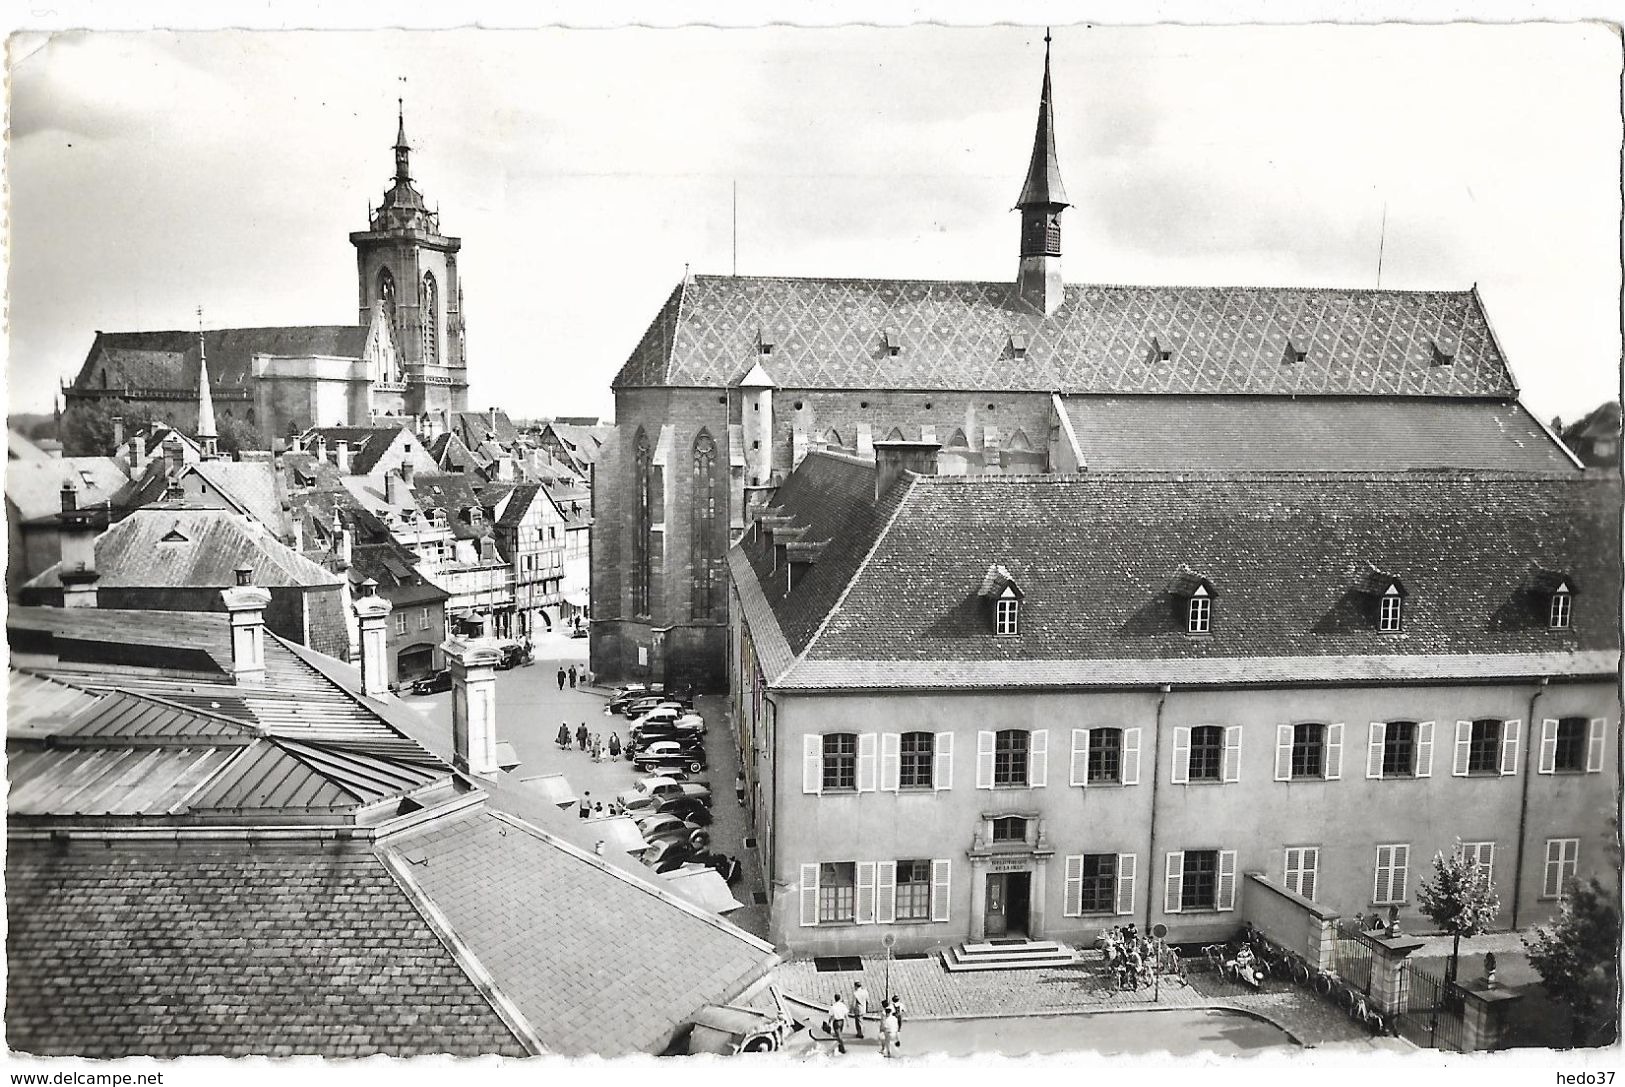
[195, 307, 217, 442]
[393, 94, 412, 184]
[1017, 28, 1069, 209]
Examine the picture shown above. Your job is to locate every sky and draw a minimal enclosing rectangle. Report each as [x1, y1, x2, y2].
[7, 21, 1622, 426]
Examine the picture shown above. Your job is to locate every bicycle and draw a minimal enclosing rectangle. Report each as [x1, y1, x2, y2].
[1159, 946, 1190, 987]
[1202, 943, 1232, 981]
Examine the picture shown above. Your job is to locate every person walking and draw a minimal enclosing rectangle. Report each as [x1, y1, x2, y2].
[556, 722, 571, 749]
[850, 981, 869, 1040]
[889, 994, 904, 1047]
[825, 993, 848, 1055]
[878, 1003, 899, 1059]
[568, 665, 578, 688]
[578, 791, 591, 819]
[557, 667, 566, 691]
[608, 732, 621, 759]
[576, 722, 588, 751]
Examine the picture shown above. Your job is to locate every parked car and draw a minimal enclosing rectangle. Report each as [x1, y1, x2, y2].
[629, 706, 698, 733]
[643, 837, 737, 879]
[498, 642, 532, 669]
[623, 694, 693, 719]
[641, 820, 711, 849]
[408, 669, 453, 695]
[609, 683, 666, 714]
[631, 811, 695, 840]
[615, 778, 711, 811]
[681, 991, 808, 1056]
[622, 789, 713, 820]
[635, 741, 708, 775]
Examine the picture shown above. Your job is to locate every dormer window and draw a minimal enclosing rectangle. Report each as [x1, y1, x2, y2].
[1168, 565, 1214, 635]
[1187, 588, 1211, 634]
[1151, 333, 1176, 363]
[882, 328, 902, 356]
[758, 330, 776, 356]
[1550, 585, 1573, 630]
[1378, 585, 1404, 632]
[1009, 332, 1028, 358]
[995, 587, 1020, 636]
[1431, 336, 1458, 366]
[1532, 568, 1576, 630]
[1284, 337, 1309, 364]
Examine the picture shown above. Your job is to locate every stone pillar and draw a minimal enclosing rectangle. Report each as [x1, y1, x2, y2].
[1030, 856, 1050, 939]
[444, 636, 502, 775]
[967, 857, 988, 941]
[1365, 933, 1426, 1018]
[1460, 984, 1519, 1052]
[220, 566, 272, 686]
[353, 578, 393, 697]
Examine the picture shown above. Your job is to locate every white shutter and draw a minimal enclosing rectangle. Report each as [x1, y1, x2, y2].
[1122, 728, 1142, 786]
[1477, 843, 1495, 889]
[1500, 719, 1522, 776]
[1392, 844, 1410, 902]
[856, 862, 876, 923]
[1030, 728, 1049, 787]
[930, 859, 951, 922]
[876, 861, 897, 924]
[1071, 728, 1090, 787]
[1301, 848, 1318, 902]
[1284, 848, 1301, 896]
[1217, 850, 1238, 910]
[1539, 718, 1559, 774]
[976, 731, 994, 789]
[1373, 847, 1392, 905]
[1171, 727, 1191, 784]
[1164, 852, 1184, 914]
[934, 732, 953, 791]
[1325, 723, 1344, 780]
[800, 863, 820, 926]
[1453, 720, 1472, 776]
[858, 732, 878, 792]
[803, 735, 823, 794]
[1543, 840, 1562, 898]
[1417, 721, 1435, 778]
[1588, 718, 1607, 772]
[1222, 726, 1242, 783]
[1275, 724, 1294, 781]
[880, 732, 901, 791]
[1116, 853, 1137, 915]
[1366, 722, 1387, 779]
[1063, 855, 1084, 917]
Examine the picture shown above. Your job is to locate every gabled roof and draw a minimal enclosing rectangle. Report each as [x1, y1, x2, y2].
[188, 460, 291, 534]
[6, 457, 130, 522]
[495, 483, 547, 528]
[75, 326, 367, 391]
[613, 276, 1518, 398]
[452, 410, 519, 449]
[8, 428, 50, 461]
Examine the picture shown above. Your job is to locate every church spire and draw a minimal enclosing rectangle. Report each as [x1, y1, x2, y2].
[1015, 29, 1069, 316]
[195, 309, 219, 460]
[394, 98, 411, 184]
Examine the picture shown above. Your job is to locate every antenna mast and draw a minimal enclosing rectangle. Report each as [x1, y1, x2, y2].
[1376, 202, 1388, 289]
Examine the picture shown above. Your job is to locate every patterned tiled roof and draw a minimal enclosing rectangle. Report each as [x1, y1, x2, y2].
[613, 275, 1517, 397]
[5, 843, 525, 1058]
[76, 326, 367, 391]
[1060, 396, 1578, 473]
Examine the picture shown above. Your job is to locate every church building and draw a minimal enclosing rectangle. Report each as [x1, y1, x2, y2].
[591, 38, 1580, 690]
[61, 106, 470, 452]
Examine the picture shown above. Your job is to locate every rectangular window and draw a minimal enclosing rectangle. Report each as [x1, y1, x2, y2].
[393, 613, 407, 635]
[1187, 595, 1210, 634]
[898, 731, 934, 789]
[418, 607, 430, 630]
[818, 862, 856, 922]
[1373, 844, 1410, 905]
[894, 860, 932, 921]
[991, 816, 1027, 843]
[1382, 721, 1417, 777]
[1378, 593, 1403, 632]
[993, 729, 1029, 787]
[1291, 723, 1326, 779]
[1181, 850, 1218, 910]
[1549, 593, 1572, 630]
[1079, 853, 1117, 914]
[1188, 725, 1224, 781]
[995, 597, 1019, 636]
[1456, 841, 1495, 889]
[1553, 718, 1587, 772]
[1087, 728, 1123, 784]
[822, 734, 857, 791]
[1467, 719, 1502, 774]
[1284, 846, 1319, 901]
[1543, 839, 1579, 899]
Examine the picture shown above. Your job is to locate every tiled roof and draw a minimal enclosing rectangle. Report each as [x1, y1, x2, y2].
[495, 483, 545, 528]
[24, 508, 340, 591]
[75, 326, 367, 391]
[613, 275, 1517, 397]
[189, 460, 291, 534]
[5, 457, 130, 522]
[302, 426, 418, 477]
[734, 455, 1619, 686]
[5, 842, 525, 1058]
[1060, 396, 1578, 473]
[452, 410, 519, 448]
[1563, 400, 1621, 442]
[381, 810, 777, 1057]
[8, 428, 49, 462]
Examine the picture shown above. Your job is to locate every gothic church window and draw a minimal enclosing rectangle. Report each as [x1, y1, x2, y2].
[376, 267, 396, 322]
[421, 272, 439, 366]
[691, 429, 719, 620]
[632, 428, 652, 617]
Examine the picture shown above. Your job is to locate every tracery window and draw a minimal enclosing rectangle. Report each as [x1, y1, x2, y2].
[691, 429, 719, 619]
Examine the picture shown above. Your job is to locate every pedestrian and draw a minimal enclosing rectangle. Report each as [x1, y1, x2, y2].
[578, 791, 591, 819]
[608, 732, 621, 758]
[557, 667, 566, 691]
[825, 993, 848, 1055]
[851, 981, 869, 1039]
[556, 722, 571, 749]
[878, 1004, 899, 1059]
[568, 665, 578, 688]
[577, 722, 588, 751]
[889, 994, 904, 1047]
[593, 800, 605, 816]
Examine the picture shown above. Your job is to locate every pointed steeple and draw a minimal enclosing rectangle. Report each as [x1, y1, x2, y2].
[195, 309, 218, 459]
[1014, 29, 1069, 317]
[394, 98, 411, 184]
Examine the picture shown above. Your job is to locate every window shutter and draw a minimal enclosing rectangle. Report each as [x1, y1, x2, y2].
[1122, 728, 1142, 786]
[1543, 840, 1561, 898]
[1392, 844, 1410, 902]
[858, 732, 879, 792]
[1373, 847, 1391, 905]
[976, 731, 995, 789]
[1171, 727, 1191, 784]
[1500, 719, 1521, 776]
[800, 863, 819, 926]
[880, 733, 900, 791]
[1284, 848, 1300, 895]
[1030, 728, 1049, 787]
[930, 859, 951, 922]
[856, 862, 876, 923]
[1588, 718, 1607, 772]
[1217, 850, 1238, 911]
[1478, 843, 1495, 889]
[1063, 855, 1083, 917]
[1539, 718, 1559, 774]
[1417, 721, 1435, 778]
[1275, 724, 1293, 782]
[1366, 722, 1387, 779]
[934, 732, 954, 791]
[1325, 723, 1344, 780]
[1222, 726, 1242, 783]
[1301, 849, 1318, 902]
[803, 735, 823, 794]
[1116, 853, 1137, 916]
[1164, 852, 1184, 914]
[1071, 728, 1090, 787]
[1453, 720, 1472, 776]
[876, 861, 897, 924]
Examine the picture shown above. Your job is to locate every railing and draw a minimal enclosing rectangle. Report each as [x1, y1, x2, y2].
[1237, 924, 1392, 1036]
[1395, 957, 1469, 1051]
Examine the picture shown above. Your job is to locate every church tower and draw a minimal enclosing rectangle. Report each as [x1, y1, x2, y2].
[1015, 32, 1069, 316]
[350, 102, 469, 417]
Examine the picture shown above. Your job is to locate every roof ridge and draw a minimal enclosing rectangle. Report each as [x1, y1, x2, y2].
[799, 470, 918, 661]
[904, 468, 1601, 485]
[687, 272, 1481, 297]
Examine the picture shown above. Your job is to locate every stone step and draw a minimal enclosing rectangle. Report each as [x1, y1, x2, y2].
[941, 940, 1078, 972]
[959, 939, 1064, 956]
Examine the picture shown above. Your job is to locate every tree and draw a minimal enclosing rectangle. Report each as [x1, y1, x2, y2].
[1523, 876, 1621, 1047]
[59, 397, 134, 457]
[1416, 844, 1502, 995]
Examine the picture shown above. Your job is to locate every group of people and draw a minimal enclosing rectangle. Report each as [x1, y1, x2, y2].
[555, 665, 581, 690]
[576, 791, 609, 819]
[556, 721, 621, 761]
[1098, 923, 1163, 991]
[824, 982, 905, 1057]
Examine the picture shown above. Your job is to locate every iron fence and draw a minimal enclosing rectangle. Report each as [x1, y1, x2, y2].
[1330, 919, 1376, 995]
[1395, 956, 1468, 1051]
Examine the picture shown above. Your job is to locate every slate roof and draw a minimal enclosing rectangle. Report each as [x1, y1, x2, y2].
[24, 508, 340, 591]
[1060, 396, 1579, 473]
[410, 474, 513, 539]
[614, 276, 1519, 397]
[189, 460, 290, 532]
[302, 426, 419, 476]
[74, 326, 367, 392]
[427, 430, 484, 475]
[6, 457, 130, 522]
[495, 483, 546, 528]
[733, 454, 1619, 688]
[6, 842, 525, 1058]
[452, 410, 519, 448]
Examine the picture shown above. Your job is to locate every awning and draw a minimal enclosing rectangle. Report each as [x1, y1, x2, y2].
[584, 814, 647, 855]
[661, 865, 748, 914]
[519, 772, 575, 809]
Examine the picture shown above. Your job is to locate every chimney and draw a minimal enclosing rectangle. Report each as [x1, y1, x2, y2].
[873, 440, 940, 502]
[314, 433, 328, 463]
[400, 459, 415, 487]
[111, 416, 125, 454]
[334, 439, 351, 474]
[129, 435, 148, 475]
[352, 578, 393, 697]
[444, 636, 504, 775]
[220, 565, 272, 685]
[59, 477, 78, 514]
[487, 406, 499, 433]
[336, 513, 353, 566]
[58, 483, 101, 609]
[163, 438, 186, 499]
[385, 470, 404, 506]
